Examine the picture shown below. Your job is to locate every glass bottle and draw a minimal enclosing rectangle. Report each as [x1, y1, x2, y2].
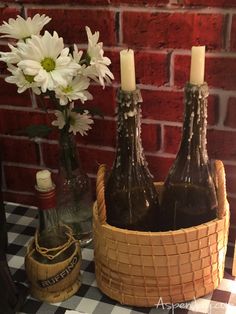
[34, 170, 75, 263]
[56, 131, 93, 247]
[160, 82, 218, 231]
[105, 88, 161, 231]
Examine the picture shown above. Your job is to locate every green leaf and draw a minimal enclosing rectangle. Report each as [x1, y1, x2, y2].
[23, 124, 52, 139]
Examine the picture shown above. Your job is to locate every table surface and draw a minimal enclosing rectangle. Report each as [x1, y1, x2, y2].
[5, 203, 236, 314]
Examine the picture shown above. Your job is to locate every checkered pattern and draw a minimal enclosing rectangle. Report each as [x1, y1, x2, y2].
[5, 203, 236, 314]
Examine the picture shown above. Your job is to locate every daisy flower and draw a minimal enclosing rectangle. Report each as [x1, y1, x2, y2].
[0, 43, 22, 64]
[0, 14, 51, 40]
[52, 107, 94, 136]
[68, 109, 94, 136]
[17, 31, 80, 93]
[72, 44, 83, 64]
[52, 110, 66, 130]
[55, 76, 93, 106]
[85, 26, 114, 88]
[5, 64, 41, 94]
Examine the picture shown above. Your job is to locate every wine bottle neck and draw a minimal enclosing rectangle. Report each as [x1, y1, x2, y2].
[36, 187, 59, 233]
[178, 83, 209, 163]
[115, 89, 145, 167]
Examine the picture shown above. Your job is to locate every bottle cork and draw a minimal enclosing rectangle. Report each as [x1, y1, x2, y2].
[35, 170, 56, 210]
[36, 170, 53, 191]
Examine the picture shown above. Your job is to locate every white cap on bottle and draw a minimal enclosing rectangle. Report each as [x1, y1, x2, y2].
[36, 170, 53, 191]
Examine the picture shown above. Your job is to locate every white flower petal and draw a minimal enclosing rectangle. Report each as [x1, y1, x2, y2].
[0, 14, 51, 40]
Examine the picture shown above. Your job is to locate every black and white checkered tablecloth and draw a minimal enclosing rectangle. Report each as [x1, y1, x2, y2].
[5, 203, 236, 314]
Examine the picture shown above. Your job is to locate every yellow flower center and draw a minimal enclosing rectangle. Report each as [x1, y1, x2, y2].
[24, 74, 35, 83]
[62, 86, 73, 94]
[41, 57, 56, 72]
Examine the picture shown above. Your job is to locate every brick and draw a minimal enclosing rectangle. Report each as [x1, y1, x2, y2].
[7, 0, 109, 3]
[224, 97, 236, 128]
[112, 0, 168, 5]
[42, 141, 115, 175]
[0, 78, 33, 107]
[231, 15, 236, 51]
[3, 0, 167, 3]
[1, 137, 40, 164]
[146, 155, 174, 182]
[0, 108, 53, 136]
[135, 52, 168, 86]
[88, 85, 116, 117]
[174, 55, 190, 89]
[225, 164, 236, 195]
[164, 125, 182, 155]
[4, 165, 38, 192]
[142, 90, 184, 122]
[228, 196, 236, 225]
[106, 50, 168, 87]
[123, 12, 224, 50]
[174, 55, 236, 90]
[78, 118, 116, 148]
[27, 8, 116, 46]
[0, 7, 20, 24]
[2, 191, 37, 207]
[142, 123, 161, 152]
[207, 95, 219, 126]
[228, 226, 236, 243]
[184, 0, 236, 7]
[207, 130, 236, 161]
[227, 245, 234, 258]
[105, 50, 120, 85]
[41, 142, 59, 169]
[79, 146, 115, 174]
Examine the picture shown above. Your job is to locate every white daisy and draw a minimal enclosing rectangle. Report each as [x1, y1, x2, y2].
[72, 44, 83, 64]
[5, 64, 41, 94]
[69, 109, 94, 136]
[0, 43, 22, 64]
[0, 14, 51, 40]
[17, 31, 80, 93]
[55, 76, 93, 106]
[85, 26, 114, 87]
[52, 110, 66, 129]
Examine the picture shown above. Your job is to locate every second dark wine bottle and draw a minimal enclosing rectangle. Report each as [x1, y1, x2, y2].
[160, 82, 218, 231]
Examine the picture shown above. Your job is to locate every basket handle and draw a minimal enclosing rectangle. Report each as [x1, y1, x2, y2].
[214, 160, 229, 219]
[96, 164, 107, 225]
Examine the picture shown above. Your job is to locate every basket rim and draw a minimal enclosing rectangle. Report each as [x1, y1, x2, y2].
[93, 200, 229, 237]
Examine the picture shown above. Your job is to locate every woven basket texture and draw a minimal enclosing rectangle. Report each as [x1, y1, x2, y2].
[93, 160, 230, 306]
[25, 230, 81, 303]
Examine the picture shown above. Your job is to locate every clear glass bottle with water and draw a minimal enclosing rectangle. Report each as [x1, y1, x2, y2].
[56, 132, 93, 247]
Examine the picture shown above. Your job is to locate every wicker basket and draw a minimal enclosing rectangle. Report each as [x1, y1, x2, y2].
[25, 225, 81, 303]
[93, 160, 229, 307]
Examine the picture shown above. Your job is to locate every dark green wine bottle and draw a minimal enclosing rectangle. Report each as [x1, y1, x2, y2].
[105, 88, 161, 231]
[160, 82, 218, 231]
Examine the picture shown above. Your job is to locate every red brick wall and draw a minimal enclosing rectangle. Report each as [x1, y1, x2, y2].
[0, 1, 236, 250]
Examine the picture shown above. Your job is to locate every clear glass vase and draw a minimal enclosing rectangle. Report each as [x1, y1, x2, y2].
[56, 131, 93, 247]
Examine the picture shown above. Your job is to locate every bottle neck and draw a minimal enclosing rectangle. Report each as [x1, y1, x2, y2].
[59, 131, 81, 179]
[114, 88, 145, 168]
[178, 82, 209, 164]
[36, 186, 58, 233]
